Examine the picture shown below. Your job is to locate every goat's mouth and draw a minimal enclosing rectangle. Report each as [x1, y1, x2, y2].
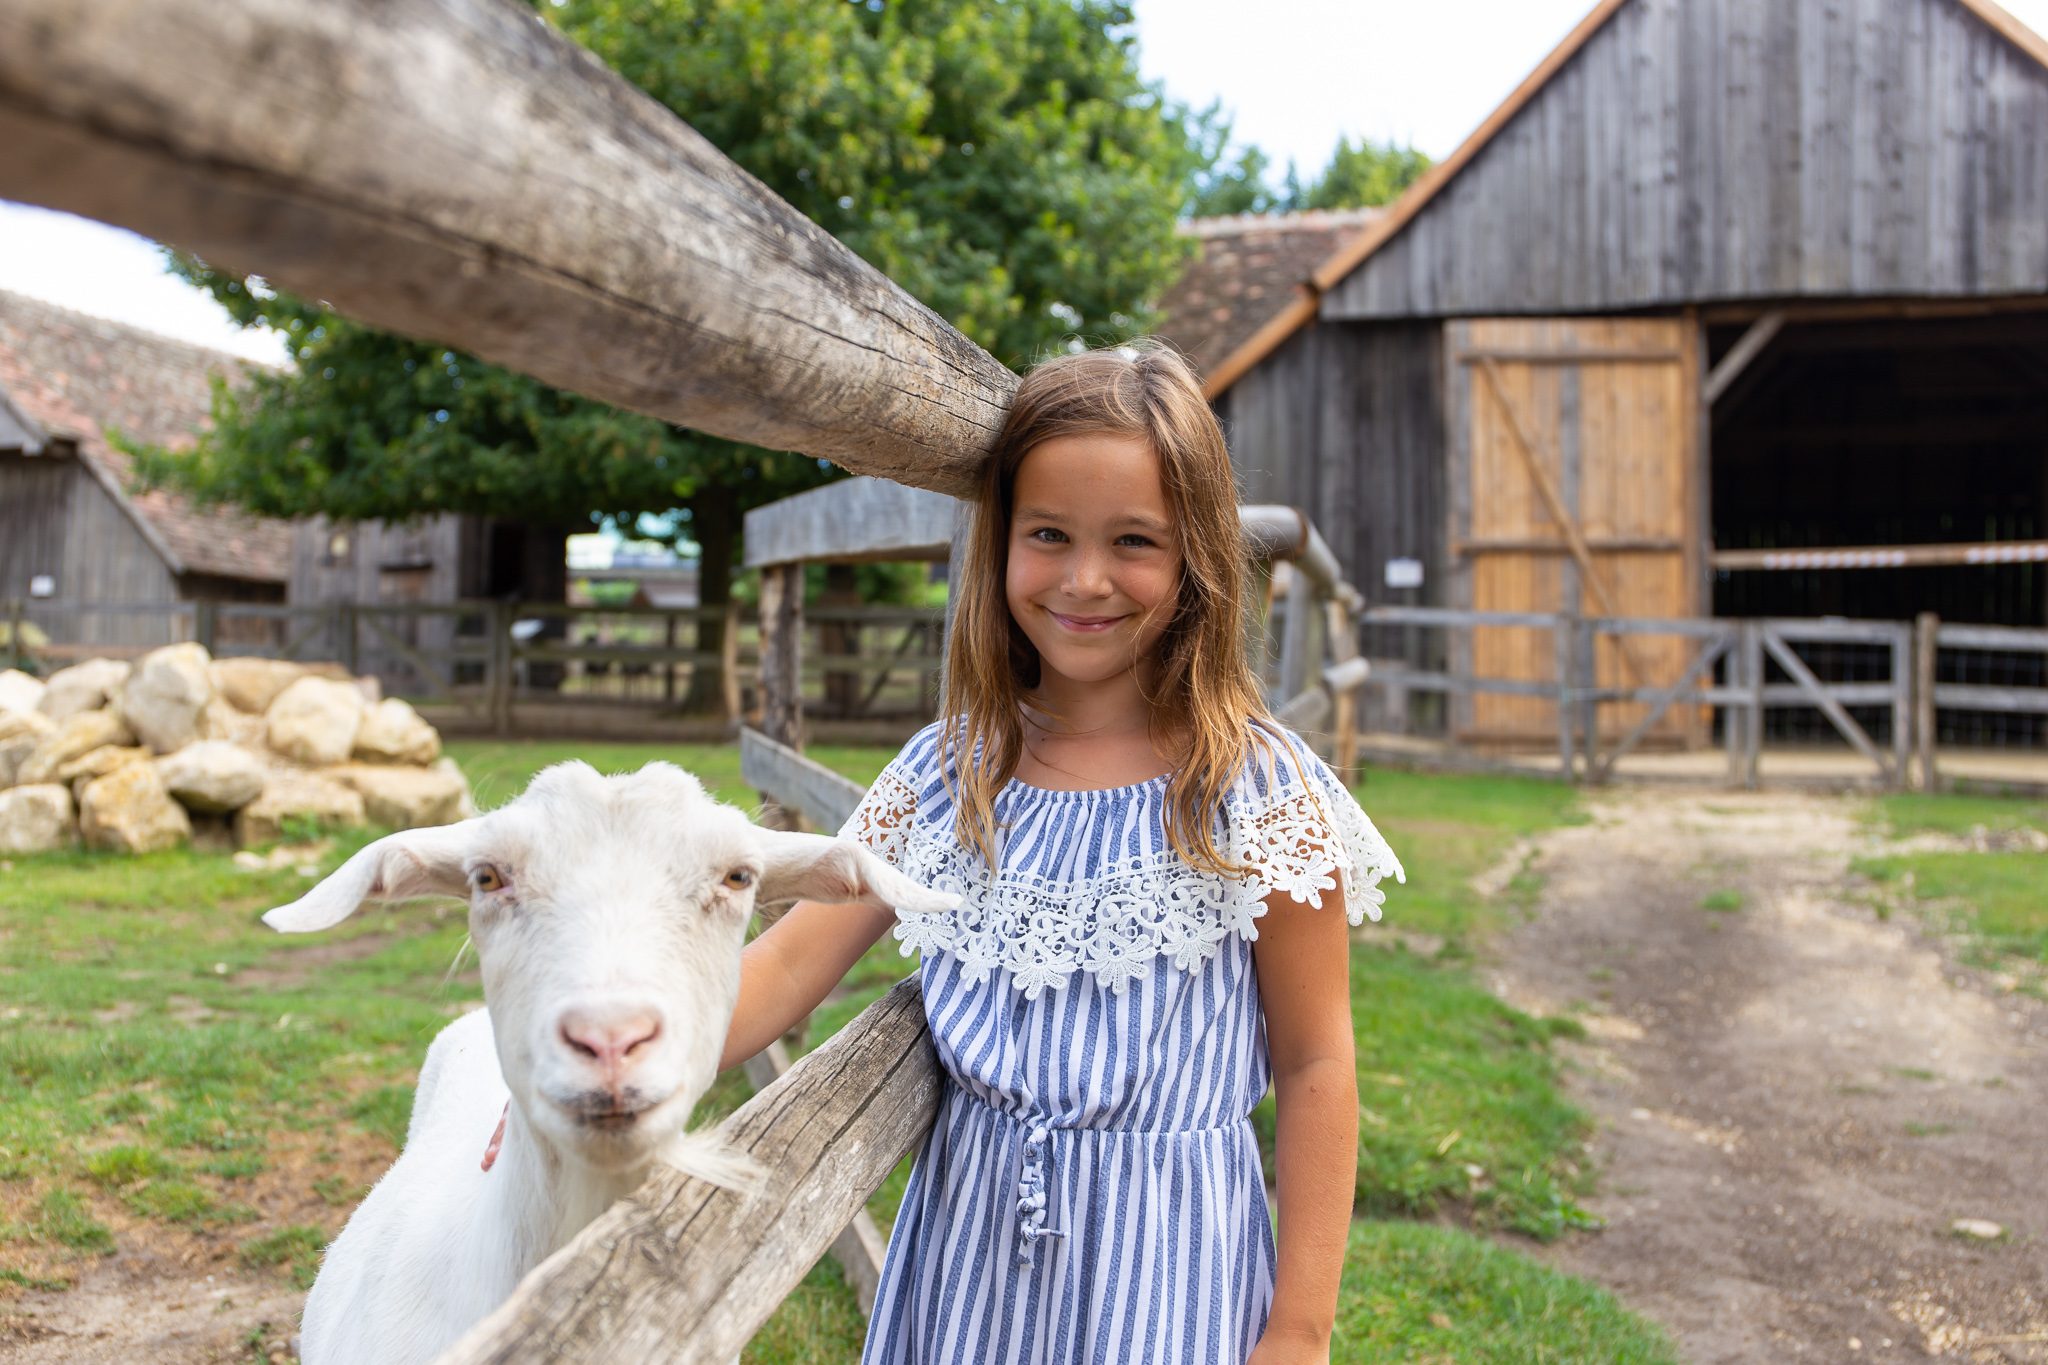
[558, 1088, 666, 1133]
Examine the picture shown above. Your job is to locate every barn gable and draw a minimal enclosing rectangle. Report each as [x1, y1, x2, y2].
[1329, 0, 2048, 321]
[0, 289, 292, 586]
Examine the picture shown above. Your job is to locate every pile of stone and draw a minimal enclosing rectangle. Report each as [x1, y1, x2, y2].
[0, 645, 475, 856]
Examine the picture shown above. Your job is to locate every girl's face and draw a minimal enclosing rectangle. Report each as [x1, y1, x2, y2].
[1005, 432, 1181, 693]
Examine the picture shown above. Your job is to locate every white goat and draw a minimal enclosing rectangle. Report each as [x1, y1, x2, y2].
[262, 760, 953, 1365]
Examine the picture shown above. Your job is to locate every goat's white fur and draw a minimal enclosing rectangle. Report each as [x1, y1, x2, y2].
[265, 761, 955, 1365]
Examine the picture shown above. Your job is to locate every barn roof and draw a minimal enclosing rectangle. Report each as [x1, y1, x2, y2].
[1208, 0, 2048, 397]
[0, 289, 292, 584]
[1151, 208, 1380, 387]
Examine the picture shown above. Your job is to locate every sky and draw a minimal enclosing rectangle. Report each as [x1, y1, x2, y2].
[2, 0, 2046, 363]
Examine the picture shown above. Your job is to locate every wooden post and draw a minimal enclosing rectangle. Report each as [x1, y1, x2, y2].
[488, 600, 513, 737]
[193, 598, 217, 655]
[1554, 619, 1578, 780]
[755, 563, 806, 830]
[1915, 612, 1940, 792]
[720, 598, 742, 725]
[4, 598, 22, 670]
[1741, 620, 1763, 790]
[662, 612, 678, 706]
[1723, 623, 1743, 784]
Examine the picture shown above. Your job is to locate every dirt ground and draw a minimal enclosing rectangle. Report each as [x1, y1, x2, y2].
[1491, 790, 2048, 1363]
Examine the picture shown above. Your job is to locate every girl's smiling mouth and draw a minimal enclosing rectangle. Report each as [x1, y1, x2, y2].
[1048, 610, 1127, 632]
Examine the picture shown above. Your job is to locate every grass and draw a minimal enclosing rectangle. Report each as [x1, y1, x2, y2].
[1856, 791, 2048, 973]
[1699, 889, 1745, 913]
[0, 738, 1649, 1361]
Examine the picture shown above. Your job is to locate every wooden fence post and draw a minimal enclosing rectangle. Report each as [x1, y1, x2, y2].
[1554, 618, 1578, 780]
[1914, 611, 1940, 792]
[720, 598, 743, 725]
[755, 563, 805, 828]
[1741, 620, 1764, 790]
[488, 600, 513, 737]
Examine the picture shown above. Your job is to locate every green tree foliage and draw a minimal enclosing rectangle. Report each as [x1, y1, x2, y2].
[135, 0, 1206, 575]
[1297, 134, 1432, 211]
[1183, 129, 1431, 220]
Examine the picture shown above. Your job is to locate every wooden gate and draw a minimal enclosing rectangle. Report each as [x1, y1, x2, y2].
[1445, 317, 1704, 745]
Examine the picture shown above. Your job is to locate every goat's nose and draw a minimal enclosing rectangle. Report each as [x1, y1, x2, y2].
[557, 1004, 663, 1078]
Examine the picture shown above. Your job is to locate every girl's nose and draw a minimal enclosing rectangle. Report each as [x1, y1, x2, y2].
[1064, 549, 1113, 597]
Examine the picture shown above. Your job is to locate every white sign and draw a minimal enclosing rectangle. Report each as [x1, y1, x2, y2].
[1383, 557, 1424, 590]
[28, 574, 54, 598]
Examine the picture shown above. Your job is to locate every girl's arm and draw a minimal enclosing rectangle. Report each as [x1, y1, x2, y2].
[1250, 879, 1359, 1361]
[718, 897, 898, 1071]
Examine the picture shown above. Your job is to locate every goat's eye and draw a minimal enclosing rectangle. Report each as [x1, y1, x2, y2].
[471, 866, 507, 895]
[723, 868, 756, 891]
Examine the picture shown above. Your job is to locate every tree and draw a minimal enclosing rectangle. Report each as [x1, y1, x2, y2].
[1298, 135, 1432, 211]
[137, 0, 1207, 706]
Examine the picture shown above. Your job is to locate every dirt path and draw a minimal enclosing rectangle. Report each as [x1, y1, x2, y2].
[1491, 791, 2048, 1363]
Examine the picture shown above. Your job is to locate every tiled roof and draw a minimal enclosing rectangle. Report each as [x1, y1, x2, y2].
[1151, 208, 1382, 383]
[0, 289, 292, 584]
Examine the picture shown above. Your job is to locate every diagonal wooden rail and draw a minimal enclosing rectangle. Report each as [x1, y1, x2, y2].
[0, 0, 1012, 497]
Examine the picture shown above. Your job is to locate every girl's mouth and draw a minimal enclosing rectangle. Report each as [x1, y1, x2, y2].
[1048, 610, 1126, 633]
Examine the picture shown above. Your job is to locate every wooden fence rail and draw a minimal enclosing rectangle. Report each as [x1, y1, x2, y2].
[1352, 606, 2048, 791]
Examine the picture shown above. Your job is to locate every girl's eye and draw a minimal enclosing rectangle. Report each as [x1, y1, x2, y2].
[471, 866, 507, 894]
[723, 868, 756, 890]
[1117, 534, 1156, 548]
[1027, 527, 1066, 544]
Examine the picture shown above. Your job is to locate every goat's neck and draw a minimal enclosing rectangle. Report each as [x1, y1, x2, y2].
[485, 1106, 649, 1270]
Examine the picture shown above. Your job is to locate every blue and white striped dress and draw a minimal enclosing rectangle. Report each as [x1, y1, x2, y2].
[840, 722, 1403, 1365]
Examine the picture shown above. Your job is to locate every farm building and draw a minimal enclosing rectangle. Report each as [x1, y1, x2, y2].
[1161, 0, 2048, 752]
[0, 289, 291, 653]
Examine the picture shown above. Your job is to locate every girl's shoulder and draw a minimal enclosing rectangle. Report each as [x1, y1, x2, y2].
[1221, 719, 1406, 919]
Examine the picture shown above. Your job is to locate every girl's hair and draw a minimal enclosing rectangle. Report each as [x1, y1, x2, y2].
[941, 339, 1274, 874]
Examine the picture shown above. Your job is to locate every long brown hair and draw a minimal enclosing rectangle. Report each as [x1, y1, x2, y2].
[941, 340, 1274, 874]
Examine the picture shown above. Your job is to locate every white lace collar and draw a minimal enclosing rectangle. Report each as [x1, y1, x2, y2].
[840, 729, 1403, 999]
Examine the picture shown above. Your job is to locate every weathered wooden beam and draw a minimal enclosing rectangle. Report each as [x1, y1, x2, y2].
[0, 0, 1010, 497]
[1712, 540, 2048, 571]
[436, 978, 937, 1364]
[744, 477, 964, 569]
[1703, 309, 1788, 406]
[738, 726, 867, 833]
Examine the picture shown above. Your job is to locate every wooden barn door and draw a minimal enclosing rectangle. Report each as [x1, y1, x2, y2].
[1445, 317, 1703, 745]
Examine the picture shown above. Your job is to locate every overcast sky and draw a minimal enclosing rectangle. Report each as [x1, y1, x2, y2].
[3, 0, 2046, 362]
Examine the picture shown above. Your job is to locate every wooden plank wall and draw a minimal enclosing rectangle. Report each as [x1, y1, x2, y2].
[1324, 0, 2048, 319]
[1219, 319, 1445, 623]
[55, 463, 183, 648]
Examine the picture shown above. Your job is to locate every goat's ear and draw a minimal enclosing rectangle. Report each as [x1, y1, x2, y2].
[262, 823, 475, 933]
[754, 831, 958, 915]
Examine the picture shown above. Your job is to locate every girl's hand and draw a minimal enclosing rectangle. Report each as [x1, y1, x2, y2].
[1247, 1328, 1330, 1365]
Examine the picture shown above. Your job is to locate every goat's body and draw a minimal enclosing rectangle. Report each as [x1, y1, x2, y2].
[301, 1008, 642, 1365]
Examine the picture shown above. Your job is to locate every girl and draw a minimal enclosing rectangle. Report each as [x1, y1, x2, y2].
[718, 341, 1401, 1364]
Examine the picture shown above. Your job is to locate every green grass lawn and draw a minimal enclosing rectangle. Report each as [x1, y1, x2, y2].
[0, 740, 1667, 1362]
[1854, 791, 2048, 976]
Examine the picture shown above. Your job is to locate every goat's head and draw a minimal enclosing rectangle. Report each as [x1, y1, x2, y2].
[260, 760, 953, 1172]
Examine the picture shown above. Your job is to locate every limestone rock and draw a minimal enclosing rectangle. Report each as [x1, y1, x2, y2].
[234, 770, 367, 847]
[326, 763, 468, 830]
[18, 711, 136, 787]
[38, 659, 132, 721]
[352, 698, 441, 767]
[265, 677, 365, 767]
[56, 745, 150, 788]
[0, 710, 55, 787]
[210, 658, 309, 715]
[120, 643, 215, 754]
[434, 757, 480, 819]
[198, 696, 265, 749]
[0, 669, 44, 716]
[156, 741, 267, 815]
[79, 761, 192, 853]
[0, 784, 75, 854]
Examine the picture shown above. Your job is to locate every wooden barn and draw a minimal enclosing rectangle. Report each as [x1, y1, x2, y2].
[0, 289, 291, 653]
[1161, 0, 2048, 750]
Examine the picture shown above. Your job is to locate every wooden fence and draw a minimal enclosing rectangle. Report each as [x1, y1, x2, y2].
[3, 596, 944, 737]
[1357, 605, 2048, 791]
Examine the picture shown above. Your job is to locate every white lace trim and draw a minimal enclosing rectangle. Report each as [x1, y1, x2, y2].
[844, 767, 1403, 999]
